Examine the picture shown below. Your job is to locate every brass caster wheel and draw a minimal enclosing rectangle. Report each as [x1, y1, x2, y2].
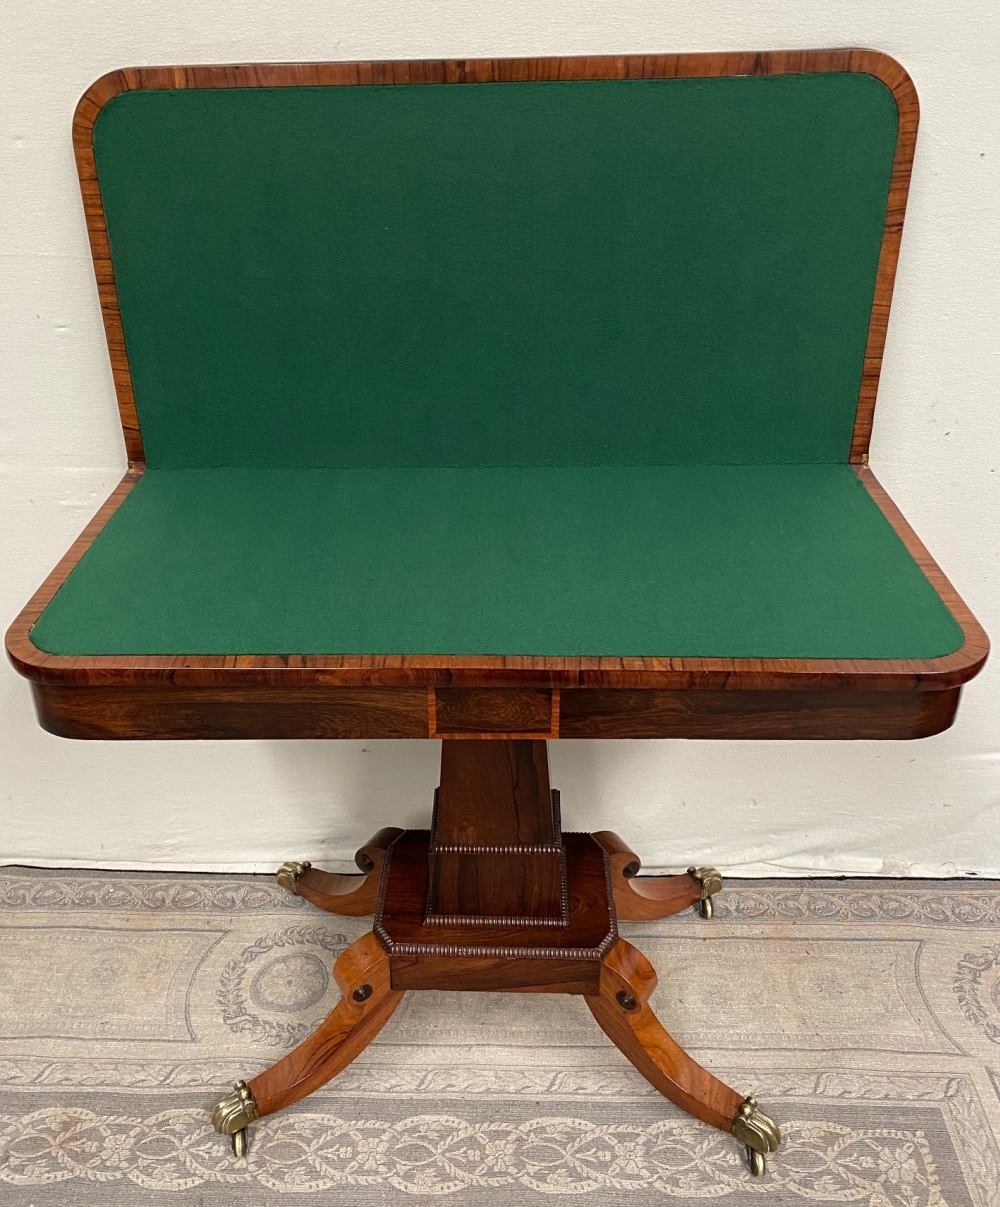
[688, 866, 723, 918]
[732, 1095, 780, 1178]
[276, 860, 311, 895]
[212, 1079, 260, 1157]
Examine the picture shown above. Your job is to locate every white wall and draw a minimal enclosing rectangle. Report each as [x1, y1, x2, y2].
[2, 0, 998, 877]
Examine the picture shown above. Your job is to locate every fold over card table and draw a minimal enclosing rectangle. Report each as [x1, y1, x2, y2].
[7, 50, 988, 1180]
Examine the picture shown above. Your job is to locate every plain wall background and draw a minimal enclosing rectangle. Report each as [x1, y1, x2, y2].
[2, 0, 998, 877]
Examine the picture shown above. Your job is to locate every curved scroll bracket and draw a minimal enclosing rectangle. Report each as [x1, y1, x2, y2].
[593, 832, 722, 921]
[276, 827, 403, 916]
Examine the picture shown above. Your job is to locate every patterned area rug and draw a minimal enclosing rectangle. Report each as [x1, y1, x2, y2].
[2, 868, 1000, 1205]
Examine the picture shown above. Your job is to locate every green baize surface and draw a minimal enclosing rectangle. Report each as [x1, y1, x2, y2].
[29, 73, 963, 658]
[30, 466, 963, 658]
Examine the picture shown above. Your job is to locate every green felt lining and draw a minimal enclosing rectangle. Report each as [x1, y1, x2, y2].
[38, 73, 950, 662]
[30, 466, 963, 659]
[92, 73, 898, 469]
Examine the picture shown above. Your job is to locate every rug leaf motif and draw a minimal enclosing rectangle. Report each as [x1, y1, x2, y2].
[0, 1108, 945, 1202]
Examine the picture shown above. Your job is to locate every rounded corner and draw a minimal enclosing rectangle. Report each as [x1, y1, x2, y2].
[848, 48, 919, 126]
[916, 624, 990, 691]
[73, 68, 138, 143]
[4, 620, 49, 683]
[948, 627, 990, 683]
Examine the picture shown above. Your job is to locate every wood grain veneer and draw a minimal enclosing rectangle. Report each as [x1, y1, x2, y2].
[585, 939, 745, 1133]
[593, 831, 705, 921]
[248, 931, 404, 1117]
[428, 741, 565, 924]
[376, 830, 615, 993]
[296, 828, 403, 916]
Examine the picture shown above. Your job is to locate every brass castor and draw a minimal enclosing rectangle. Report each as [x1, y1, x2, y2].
[276, 860, 311, 895]
[212, 1079, 260, 1159]
[732, 1095, 781, 1177]
[688, 865, 723, 918]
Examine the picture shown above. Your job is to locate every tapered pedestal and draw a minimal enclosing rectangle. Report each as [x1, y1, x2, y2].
[214, 738, 780, 1179]
[428, 740, 563, 922]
